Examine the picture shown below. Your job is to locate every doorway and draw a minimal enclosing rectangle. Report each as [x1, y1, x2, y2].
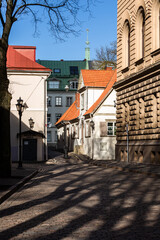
[23, 139, 37, 161]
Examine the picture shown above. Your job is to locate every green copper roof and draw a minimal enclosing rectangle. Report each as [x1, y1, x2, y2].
[36, 60, 86, 77]
[36, 60, 86, 91]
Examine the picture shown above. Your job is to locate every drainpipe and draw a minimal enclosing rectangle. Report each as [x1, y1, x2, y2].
[44, 79, 48, 161]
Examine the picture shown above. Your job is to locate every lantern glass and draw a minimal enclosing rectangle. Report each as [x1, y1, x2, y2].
[17, 97, 23, 105]
[65, 85, 69, 92]
[16, 103, 21, 111]
[90, 120, 95, 129]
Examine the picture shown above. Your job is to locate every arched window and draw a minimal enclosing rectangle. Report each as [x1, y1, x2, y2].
[152, 0, 160, 51]
[136, 7, 145, 60]
[123, 20, 130, 68]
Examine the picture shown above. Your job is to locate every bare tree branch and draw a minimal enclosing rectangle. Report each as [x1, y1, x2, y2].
[95, 41, 117, 69]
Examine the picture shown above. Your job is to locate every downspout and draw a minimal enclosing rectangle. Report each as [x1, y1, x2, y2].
[44, 78, 47, 161]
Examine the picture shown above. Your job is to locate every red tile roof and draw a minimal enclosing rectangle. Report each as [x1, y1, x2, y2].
[55, 93, 80, 126]
[84, 69, 117, 115]
[81, 67, 115, 87]
[7, 46, 51, 72]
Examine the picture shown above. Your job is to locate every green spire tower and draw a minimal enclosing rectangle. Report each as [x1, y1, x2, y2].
[85, 29, 90, 69]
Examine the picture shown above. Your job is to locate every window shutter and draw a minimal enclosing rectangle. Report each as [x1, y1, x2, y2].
[100, 122, 107, 137]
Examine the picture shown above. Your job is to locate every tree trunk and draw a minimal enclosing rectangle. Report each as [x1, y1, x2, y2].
[0, 90, 11, 177]
[0, 44, 12, 177]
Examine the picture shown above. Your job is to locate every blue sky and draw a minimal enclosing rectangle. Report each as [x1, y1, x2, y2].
[9, 1, 117, 61]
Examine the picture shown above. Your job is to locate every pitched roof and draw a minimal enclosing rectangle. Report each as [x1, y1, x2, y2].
[55, 93, 80, 126]
[37, 59, 86, 76]
[84, 69, 117, 116]
[7, 46, 51, 72]
[81, 67, 115, 87]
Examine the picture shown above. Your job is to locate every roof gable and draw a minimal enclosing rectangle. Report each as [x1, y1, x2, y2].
[84, 70, 117, 116]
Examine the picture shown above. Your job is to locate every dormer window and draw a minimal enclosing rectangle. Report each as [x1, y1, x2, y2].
[48, 80, 59, 89]
[54, 68, 61, 73]
[70, 66, 78, 75]
[69, 80, 78, 89]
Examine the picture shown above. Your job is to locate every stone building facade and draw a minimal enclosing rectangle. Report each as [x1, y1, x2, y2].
[114, 0, 160, 163]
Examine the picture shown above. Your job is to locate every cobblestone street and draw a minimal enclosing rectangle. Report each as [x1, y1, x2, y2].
[1, 158, 160, 240]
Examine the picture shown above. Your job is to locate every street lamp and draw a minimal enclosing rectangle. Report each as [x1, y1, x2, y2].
[16, 97, 25, 168]
[28, 117, 35, 129]
[90, 119, 95, 160]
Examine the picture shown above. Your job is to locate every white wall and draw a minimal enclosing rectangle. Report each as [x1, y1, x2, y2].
[8, 71, 49, 161]
[82, 90, 116, 160]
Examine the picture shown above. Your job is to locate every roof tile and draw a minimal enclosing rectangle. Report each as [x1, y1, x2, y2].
[7, 46, 51, 72]
[55, 93, 80, 125]
[84, 70, 117, 115]
[81, 69, 115, 87]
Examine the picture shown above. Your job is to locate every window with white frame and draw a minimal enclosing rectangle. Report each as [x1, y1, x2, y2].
[107, 122, 116, 136]
[55, 96, 62, 106]
[48, 81, 59, 89]
[47, 96, 52, 107]
[69, 81, 78, 89]
[66, 97, 73, 107]
[47, 131, 52, 142]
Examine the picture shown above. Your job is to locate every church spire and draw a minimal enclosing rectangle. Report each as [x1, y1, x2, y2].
[85, 29, 90, 69]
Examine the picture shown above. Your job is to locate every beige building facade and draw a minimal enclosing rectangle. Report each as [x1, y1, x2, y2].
[114, 0, 160, 163]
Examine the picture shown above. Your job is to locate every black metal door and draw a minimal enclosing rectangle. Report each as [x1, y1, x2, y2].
[23, 139, 37, 161]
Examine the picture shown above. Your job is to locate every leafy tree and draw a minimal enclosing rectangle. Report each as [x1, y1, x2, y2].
[0, 0, 94, 177]
[95, 41, 117, 69]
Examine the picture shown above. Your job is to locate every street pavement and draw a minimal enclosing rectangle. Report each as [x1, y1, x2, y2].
[1, 155, 160, 240]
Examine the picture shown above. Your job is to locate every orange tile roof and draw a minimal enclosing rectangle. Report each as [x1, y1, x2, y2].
[7, 46, 51, 72]
[81, 68, 115, 87]
[84, 69, 117, 116]
[55, 93, 80, 126]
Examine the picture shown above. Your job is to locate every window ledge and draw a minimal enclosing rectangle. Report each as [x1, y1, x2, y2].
[151, 48, 160, 57]
[135, 58, 144, 66]
[121, 66, 129, 74]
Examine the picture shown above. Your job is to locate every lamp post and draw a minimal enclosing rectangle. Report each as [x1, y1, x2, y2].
[16, 97, 25, 168]
[90, 119, 95, 160]
[29, 117, 35, 129]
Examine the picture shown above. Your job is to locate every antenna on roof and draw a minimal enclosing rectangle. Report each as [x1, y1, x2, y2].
[85, 29, 90, 70]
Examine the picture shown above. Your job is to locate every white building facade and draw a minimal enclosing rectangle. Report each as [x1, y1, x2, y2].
[7, 46, 51, 162]
[56, 68, 117, 160]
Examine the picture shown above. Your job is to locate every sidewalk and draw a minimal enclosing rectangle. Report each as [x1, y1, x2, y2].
[0, 162, 41, 204]
[68, 152, 160, 177]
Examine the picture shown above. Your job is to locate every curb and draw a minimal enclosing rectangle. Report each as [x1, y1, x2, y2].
[0, 170, 39, 205]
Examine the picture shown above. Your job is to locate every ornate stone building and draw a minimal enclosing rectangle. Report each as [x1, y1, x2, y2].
[114, 0, 160, 163]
